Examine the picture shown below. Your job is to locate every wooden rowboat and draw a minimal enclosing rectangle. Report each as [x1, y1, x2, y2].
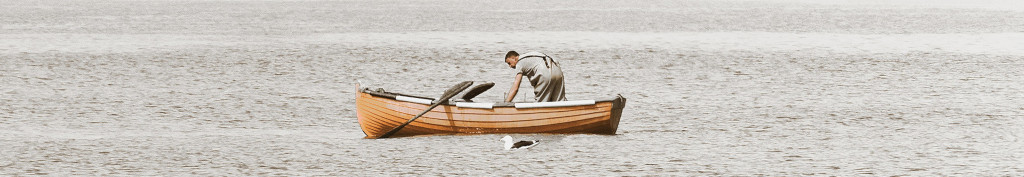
[355, 84, 626, 139]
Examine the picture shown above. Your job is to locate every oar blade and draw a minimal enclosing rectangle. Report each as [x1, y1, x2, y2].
[459, 82, 494, 101]
[438, 81, 474, 103]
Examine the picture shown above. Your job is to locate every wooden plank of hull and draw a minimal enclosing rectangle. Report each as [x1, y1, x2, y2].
[359, 106, 612, 137]
[356, 91, 625, 139]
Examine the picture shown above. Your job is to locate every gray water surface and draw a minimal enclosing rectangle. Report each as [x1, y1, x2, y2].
[2, 0, 1023, 176]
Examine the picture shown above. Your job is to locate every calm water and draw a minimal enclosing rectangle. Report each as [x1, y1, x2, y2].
[2, 0, 1023, 176]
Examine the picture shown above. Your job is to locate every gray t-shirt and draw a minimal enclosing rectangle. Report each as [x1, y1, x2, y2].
[515, 52, 567, 102]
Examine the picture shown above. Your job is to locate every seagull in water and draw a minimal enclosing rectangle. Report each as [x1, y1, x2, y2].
[501, 135, 540, 150]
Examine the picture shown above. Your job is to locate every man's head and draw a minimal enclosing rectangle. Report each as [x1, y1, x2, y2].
[504, 51, 519, 68]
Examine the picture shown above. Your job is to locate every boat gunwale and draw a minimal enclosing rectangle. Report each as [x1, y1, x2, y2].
[360, 87, 621, 107]
[358, 92, 615, 115]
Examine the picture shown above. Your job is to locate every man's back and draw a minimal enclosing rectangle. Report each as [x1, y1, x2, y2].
[515, 53, 567, 102]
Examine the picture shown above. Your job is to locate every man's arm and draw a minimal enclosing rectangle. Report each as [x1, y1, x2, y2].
[505, 73, 523, 102]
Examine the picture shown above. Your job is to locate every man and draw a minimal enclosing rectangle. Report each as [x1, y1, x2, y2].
[503, 51, 567, 102]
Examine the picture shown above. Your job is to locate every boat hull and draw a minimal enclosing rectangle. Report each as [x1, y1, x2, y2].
[355, 87, 626, 139]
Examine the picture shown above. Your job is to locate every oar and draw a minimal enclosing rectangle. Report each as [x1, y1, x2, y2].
[378, 81, 473, 138]
[459, 82, 494, 102]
